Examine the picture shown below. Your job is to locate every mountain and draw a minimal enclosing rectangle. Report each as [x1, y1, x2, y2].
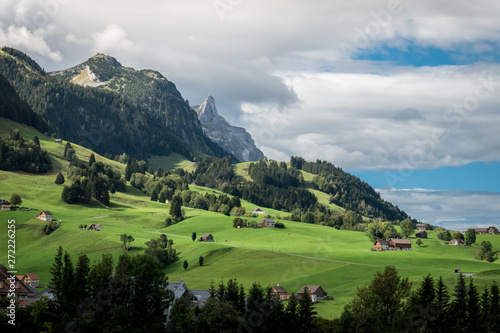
[0, 71, 48, 133]
[194, 96, 264, 162]
[49, 53, 227, 158]
[0, 47, 228, 160]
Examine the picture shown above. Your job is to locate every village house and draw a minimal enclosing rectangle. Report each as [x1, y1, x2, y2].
[54, 138, 62, 144]
[21, 273, 40, 288]
[164, 279, 210, 320]
[200, 233, 214, 242]
[449, 239, 465, 246]
[0, 264, 38, 306]
[36, 211, 53, 221]
[252, 207, 268, 215]
[374, 239, 390, 251]
[270, 285, 291, 301]
[258, 218, 275, 228]
[474, 226, 499, 235]
[0, 198, 11, 211]
[297, 285, 328, 303]
[389, 239, 412, 251]
[416, 223, 427, 231]
[415, 230, 428, 238]
[88, 224, 103, 231]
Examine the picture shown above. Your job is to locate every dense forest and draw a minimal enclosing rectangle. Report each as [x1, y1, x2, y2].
[0, 71, 48, 133]
[291, 156, 408, 221]
[0, 47, 228, 161]
[0, 129, 51, 173]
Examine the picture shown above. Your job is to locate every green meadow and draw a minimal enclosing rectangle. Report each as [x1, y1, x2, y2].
[1, 117, 499, 319]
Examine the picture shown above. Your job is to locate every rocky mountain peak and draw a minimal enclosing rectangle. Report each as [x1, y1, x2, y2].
[195, 95, 218, 123]
[91, 53, 122, 67]
[194, 96, 265, 162]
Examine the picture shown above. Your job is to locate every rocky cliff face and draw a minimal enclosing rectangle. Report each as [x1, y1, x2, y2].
[195, 96, 264, 162]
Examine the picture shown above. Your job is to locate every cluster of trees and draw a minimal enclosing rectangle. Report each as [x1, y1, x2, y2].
[38, 221, 61, 236]
[366, 221, 400, 240]
[0, 129, 51, 173]
[476, 241, 495, 262]
[144, 234, 178, 268]
[290, 156, 408, 221]
[0, 246, 174, 332]
[336, 266, 500, 332]
[120, 233, 135, 252]
[248, 160, 303, 188]
[167, 279, 326, 333]
[61, 153, 125, 205]
[232, 217, 286, 229]
[130, 171, 188, 203]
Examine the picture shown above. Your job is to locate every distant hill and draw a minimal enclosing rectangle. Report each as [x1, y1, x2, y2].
[194, 96, 264, 162]
[49, 53, 228, 159]
[0, 47, 229, 161]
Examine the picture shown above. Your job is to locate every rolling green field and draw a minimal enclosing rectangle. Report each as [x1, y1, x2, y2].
[1, 118, 499, 319]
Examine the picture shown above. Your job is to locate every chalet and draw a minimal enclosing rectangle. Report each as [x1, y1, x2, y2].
[200, 233, 214, 242]
[36, 211, 53, 221]
[0, 264, 32, 306]
[252, 208, 268, 215]
[389, 239, 412, 251]
[258, 218, 275, 228]
[55, 138, 62, 144]
[297, 285, 328, 302]
[374, 239, 389, 251]
[270, 285, 290, 301]
[190, 180, 199, 186]
[164, 279, 210, 320]
[88, 224, 103, 231]
[415, 230, 428, 238]
[474, 226, 499, 235]
[416, 223, 427, 231]
[22, 273, 40, 288]
[0, 198, 10, 211]
[449, 239, 465, 246]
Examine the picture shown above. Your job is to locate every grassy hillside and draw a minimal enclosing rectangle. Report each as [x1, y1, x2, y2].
[1, 119, 499, 319]
[148, 153, 196, 172]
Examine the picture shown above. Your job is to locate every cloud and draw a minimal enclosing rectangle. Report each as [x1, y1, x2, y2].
[92, 24, 133, 53]
[392, 108, 425, 122]
[0, 24, 62, 61]
[378, 188, 500, 230]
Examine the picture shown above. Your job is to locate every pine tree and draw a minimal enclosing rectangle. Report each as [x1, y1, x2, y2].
[298, 287, 316, 332]
[489, 282, 500, 331]
[89, 153, 96, 167]
[183, 259, 188, 270]
[170, 195, 183, 221]
[55, 172, 65, 185]
[466, 278, 480, 332]
[433, 276, 450, 332]
[33, 135, 40, 146]
[449, 274, 467, 330]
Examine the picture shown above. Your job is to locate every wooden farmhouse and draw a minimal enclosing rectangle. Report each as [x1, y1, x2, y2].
[252, 207, 267, 215]
[415, 230, 428, 238]
[474, 226, 499, 235]
[374, 239, 390, 251]
[416, 223, 427, 231]
[449, 239, 465, 246]
[389, 239, 412, 251]
[200, 233, 214, 242]
[54, 138, 62, 144]
[21, 274, 40, 288]
[0, 198, 10, 211]
[88, 224, 103, 231]
[297, 285, 328, 302]
[36, 211, 53, 221]
[258, 218, 275, 228]
[270, 285, 291, 301]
